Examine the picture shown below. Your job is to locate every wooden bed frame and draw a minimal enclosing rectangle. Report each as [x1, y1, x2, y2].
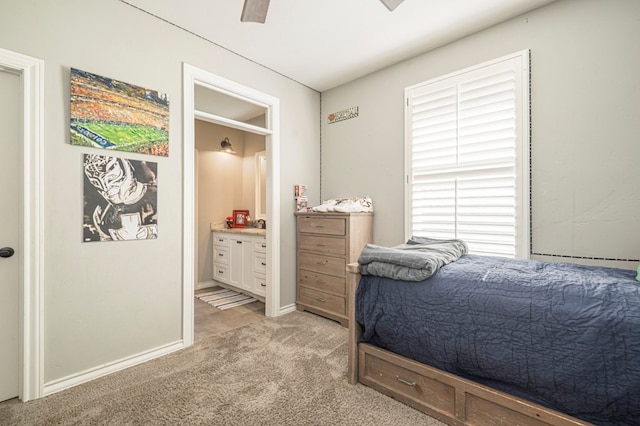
[346, 263, 591, 426]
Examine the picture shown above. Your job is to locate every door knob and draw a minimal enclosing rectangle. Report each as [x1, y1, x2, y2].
[0, 247, 15, 258]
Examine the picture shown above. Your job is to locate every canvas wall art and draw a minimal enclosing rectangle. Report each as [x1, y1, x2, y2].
[83, 154, 158, 242]
[70, 68, 169, 156]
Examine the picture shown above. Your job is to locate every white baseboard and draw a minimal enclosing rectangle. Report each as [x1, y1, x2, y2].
[279, 303, 297, 316]
[43, 340, 185, 397]
[195, 280, 216, 290]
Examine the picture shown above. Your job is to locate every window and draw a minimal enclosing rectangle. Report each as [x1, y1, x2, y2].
[405, 50, 530, 258]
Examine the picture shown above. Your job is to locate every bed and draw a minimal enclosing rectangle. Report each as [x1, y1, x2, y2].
[347, 240, 640, 426]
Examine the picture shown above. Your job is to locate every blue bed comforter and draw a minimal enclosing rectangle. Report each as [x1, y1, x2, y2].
[356, 254, 640, 425]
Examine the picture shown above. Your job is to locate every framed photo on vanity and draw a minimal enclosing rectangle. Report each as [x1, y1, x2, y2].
[232, 210, 250, 228]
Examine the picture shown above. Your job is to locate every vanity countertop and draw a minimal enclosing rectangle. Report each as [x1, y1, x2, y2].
[211, 228, 266, 237]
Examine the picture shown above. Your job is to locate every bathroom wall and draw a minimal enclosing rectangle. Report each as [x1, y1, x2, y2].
[195, 120, 265, 285]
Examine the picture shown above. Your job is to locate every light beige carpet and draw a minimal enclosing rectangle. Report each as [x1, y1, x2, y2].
[0, 311, 444, 425]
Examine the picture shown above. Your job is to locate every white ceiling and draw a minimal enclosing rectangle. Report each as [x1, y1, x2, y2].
[123, 0, 555, 92]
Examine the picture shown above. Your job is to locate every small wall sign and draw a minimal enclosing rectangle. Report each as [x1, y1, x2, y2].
[328, 106, 359, 124]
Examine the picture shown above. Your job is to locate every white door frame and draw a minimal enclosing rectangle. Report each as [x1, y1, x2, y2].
[0, 48, 45, 402]
[182, 63, 281, 346]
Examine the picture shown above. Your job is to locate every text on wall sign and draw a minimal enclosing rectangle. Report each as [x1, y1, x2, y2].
[328, 106, 359, 124]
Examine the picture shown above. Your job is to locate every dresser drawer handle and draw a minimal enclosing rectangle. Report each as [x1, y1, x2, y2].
[261, 283, 266, 287]
[261, 262, 266, 266]
[312, 223, 326, 228]
[261, 244, 266, 248]
[218, 253, 224, 256]
[315, 278, 326, 283]
[395, 376, 416, 387]
[218, 270, 224, 274]
[316, 243, 326, 247]
[236, 241, 243, 244]
[316, 298, 326, 303]
[316, 261, 327, 265]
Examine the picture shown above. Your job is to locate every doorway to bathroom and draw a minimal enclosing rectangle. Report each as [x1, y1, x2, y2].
[182, 64, 281, 346]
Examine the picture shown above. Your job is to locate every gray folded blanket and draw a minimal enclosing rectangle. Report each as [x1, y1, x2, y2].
[357, 236, 468, 281]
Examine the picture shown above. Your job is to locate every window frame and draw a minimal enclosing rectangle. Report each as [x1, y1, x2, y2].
[404, 50, 531, 258]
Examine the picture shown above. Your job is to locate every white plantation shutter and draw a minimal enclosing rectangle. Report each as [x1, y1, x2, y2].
[406, 51, 530, 258]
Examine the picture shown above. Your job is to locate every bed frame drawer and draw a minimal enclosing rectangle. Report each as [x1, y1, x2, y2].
[360, 344, 456, 418]
[298, 286, 346, 316]
[358, 343, 585, 426]
[298, 252, 346, 277]
[298, 234, 346, 256]
[298, 269, 346, 295]
[297, 216, 346, 236]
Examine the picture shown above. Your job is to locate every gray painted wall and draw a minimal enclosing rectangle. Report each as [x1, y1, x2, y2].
[321, 0, 640, 269]
[1, 0, 319, 383]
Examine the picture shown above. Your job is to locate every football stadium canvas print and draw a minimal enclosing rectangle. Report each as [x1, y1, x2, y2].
[83, 154, 158, 242]
[70, 68, 169, 156]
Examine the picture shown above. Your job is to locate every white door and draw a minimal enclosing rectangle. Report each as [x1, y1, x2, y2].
[0, 69, 21, 402]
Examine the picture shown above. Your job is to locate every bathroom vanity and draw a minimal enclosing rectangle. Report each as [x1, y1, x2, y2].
[212, 229, 267, 300]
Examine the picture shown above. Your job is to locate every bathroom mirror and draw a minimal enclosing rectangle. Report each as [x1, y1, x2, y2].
[255, 151, 267, 220]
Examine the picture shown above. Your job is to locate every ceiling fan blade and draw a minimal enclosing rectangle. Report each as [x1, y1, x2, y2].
[241, 0, 270, 23]
[379, 0, 405, 11]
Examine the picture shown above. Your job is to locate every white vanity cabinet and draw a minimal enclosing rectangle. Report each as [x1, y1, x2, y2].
[212, 234, 231, 283]
[212, 231, 266, 300]
[251, 239, 267, 297]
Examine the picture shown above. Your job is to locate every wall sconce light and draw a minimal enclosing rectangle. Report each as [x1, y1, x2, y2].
[219, 137, 236, 154]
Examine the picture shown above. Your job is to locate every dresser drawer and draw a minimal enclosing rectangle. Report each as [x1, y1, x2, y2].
[298, 252, 346, 277]
[299, 235, 346, 256]
[298, 216, 346, 236]
[295, 212, 372, 328]
[298, 286, 345, 316]
[298, 270, 345, 295]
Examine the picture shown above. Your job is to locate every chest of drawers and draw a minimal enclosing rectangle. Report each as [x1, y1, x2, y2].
[295, 212, 373, 327]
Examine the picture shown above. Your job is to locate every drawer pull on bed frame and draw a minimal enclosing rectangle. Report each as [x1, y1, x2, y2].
[396, 376, 416, 387]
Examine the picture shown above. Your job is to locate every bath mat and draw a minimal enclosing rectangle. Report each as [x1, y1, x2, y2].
[196, 289, 258, 310]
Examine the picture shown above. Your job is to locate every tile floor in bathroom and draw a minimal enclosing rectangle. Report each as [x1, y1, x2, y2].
[194, 287, 266, 341]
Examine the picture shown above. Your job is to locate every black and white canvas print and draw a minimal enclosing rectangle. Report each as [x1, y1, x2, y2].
[83, 154, 158, 242]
